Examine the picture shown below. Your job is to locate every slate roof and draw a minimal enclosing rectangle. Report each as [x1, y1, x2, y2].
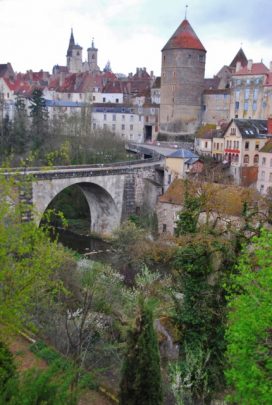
[152, 77, 161, 89]
[162, 19, 206, 52]
[168, 149, 198, 159]
[224, 119, 268, 138]
[204, 76, 221, 90]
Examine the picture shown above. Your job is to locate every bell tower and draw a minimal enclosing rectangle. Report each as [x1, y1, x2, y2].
[87, 38, 99, 73]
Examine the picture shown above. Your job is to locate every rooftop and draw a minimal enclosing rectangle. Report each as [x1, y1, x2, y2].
[162, 19, 206, 52]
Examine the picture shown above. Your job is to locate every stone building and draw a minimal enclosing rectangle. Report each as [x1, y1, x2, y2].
[66, 29, 100, 73]
[160, 18, 206, 135]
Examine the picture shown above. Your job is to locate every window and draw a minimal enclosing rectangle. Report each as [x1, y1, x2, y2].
[93, 123, 96, 129]
[261, 171, 265, 180]
[112, 124, 116, 131]
[103, 114, 107, 121]
[199, 54, 205, 62]
[230, 127, 236, 135]
[162, 224, 167, 233]
[255, 142, 260, 150]
[253, 154, 259, 165]
[245, 141, 249, 150]
[112, 114, 116, 121]
[244, 154, 249, 164]
[260, 184, 264, 193]
[235, 90, 240, 101]
[205, 141, 208, 148]
[130, 115, 134, 122]
[235, 101, 239, 110]
[253, 101, 257, 111]
[116, 98, 119, 103]
[244, 88, 250, 99]
[262, 157, 266, 166]
[130, 124, 133, 130]
[253, 88, 258, 100]
[103, 97, 106, 103]
[244, 101, 248, 111]
[121, 124, 125, 130]
[122, 114, 125, 121]
[168, 174, 171, 184]
[93, 96, 96, 101]
[269, 173, 272, 183]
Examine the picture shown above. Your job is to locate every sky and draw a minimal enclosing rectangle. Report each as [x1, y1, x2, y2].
[0, 0, 271, 78]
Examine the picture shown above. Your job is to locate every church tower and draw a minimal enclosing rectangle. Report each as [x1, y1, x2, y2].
[87, 39, 99, 72]
[66, 29, 83, 73]
[160, 18, 206, 134]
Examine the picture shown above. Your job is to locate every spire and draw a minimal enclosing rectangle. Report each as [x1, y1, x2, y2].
[67, 28, 75, 57]
[162, 19, 206, 52]
[185, 4, 188, 19]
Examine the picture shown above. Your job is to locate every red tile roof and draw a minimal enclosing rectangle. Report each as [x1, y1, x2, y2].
[234, 62, 269, 76]
[162, 19, 206, 52]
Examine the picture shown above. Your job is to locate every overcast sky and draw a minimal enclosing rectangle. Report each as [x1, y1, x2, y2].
[0, 0, 271, 78]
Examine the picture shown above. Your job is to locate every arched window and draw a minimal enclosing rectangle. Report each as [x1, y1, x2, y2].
[244, 154, 249, 164]
[253, 154, 259, 165]
[235, 154, 239, 162]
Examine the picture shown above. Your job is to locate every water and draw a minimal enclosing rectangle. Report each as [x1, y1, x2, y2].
[51, 227, 110, 255]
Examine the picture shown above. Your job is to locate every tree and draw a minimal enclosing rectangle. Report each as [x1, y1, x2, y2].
[225, 229, 272, 405]
[119, 299, 163, 405]
[28, 88, 48, 148]
[12, 95, 29, 154]
[0, 174, 67, 336]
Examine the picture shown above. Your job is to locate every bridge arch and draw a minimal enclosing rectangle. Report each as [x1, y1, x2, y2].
[34, 179, 121, 235]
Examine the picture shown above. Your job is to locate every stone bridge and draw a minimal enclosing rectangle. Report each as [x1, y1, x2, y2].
[15, 159, 163, 235]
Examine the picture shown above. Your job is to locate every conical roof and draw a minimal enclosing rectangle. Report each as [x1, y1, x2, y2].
[162, 19, 206, 52]
[229, 48, 248, 69]
[67, 29, 75, 57]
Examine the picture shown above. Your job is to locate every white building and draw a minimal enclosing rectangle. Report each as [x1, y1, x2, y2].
[92, 104, 144, 142]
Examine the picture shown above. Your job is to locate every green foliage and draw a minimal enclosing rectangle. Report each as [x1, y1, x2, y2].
[171, 239, 227, 404]
[119, 299, 163, 405]
[175, 182, 203, 236]
[0, 341, 16, 394]
[30, 341, 97, 390]
[225, 230, 272, 404]
[0, 175, 68, 336]
[0, 365, 78, 405]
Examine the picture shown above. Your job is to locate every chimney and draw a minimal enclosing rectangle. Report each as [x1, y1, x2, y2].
[270, 61, 272, 72]
[268, 116, 272, 134]
[247, 59, 253, 71]
[236, 61, 241, 72]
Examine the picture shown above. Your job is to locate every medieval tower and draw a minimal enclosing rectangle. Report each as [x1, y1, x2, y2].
[66, 29, 83, 73]
[159, 18, 206, 134]
[66, 30, 100, 73]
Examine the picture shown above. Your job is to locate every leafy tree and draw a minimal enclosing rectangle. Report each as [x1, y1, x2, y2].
[0, 174, 67, 336]
[225, 229, 272, 404]
[119, 299, 163, 405]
